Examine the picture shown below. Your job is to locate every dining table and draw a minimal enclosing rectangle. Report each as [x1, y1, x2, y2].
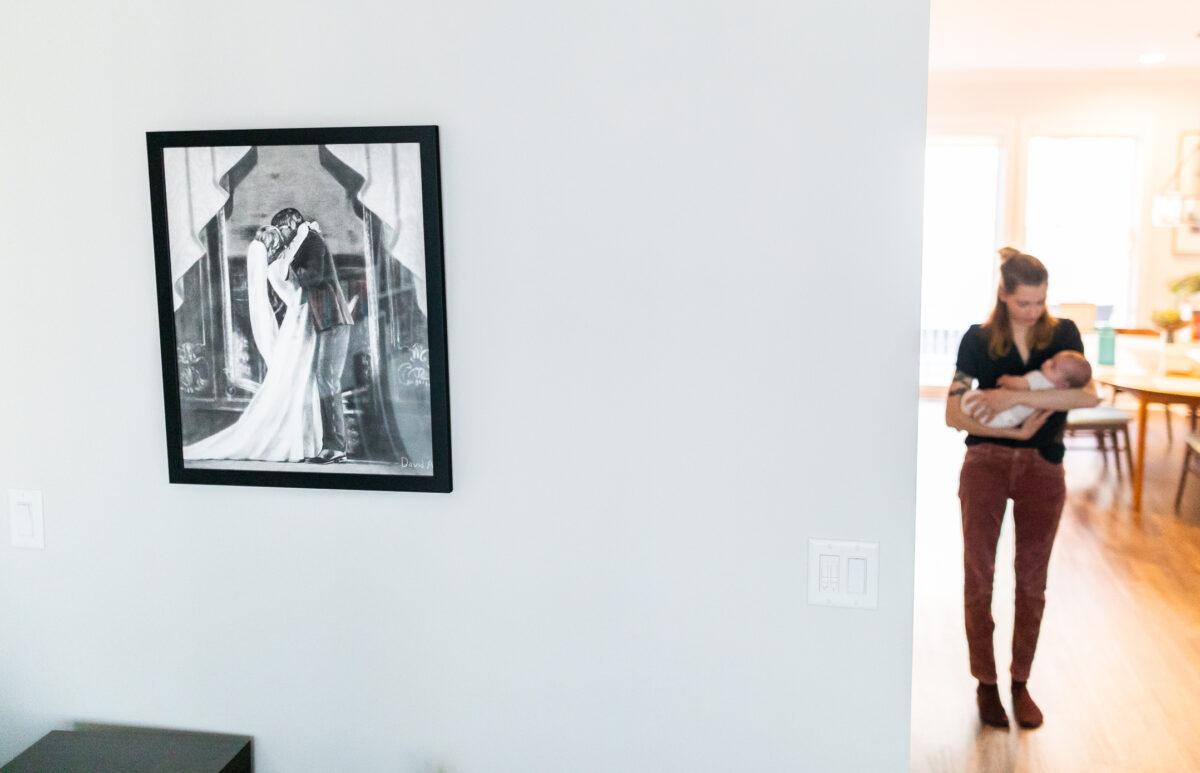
[1091, 366, 1200, 511]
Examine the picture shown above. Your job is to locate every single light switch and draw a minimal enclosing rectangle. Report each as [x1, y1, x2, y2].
[847, 557, 867, 594]
[15, 503, 33, 536]
[9, 489, 44, 549]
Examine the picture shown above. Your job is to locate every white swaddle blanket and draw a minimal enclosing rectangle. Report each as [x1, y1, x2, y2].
[962, 370, 1054, 428]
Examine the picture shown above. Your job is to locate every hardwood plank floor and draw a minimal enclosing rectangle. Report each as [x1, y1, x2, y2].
[910, 399, 1200, 773]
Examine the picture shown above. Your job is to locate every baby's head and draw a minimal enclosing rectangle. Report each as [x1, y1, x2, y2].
[1040, 350, 1092, 388]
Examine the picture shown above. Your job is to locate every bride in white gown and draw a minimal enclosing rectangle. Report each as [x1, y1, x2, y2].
[184, 223, 323, 462]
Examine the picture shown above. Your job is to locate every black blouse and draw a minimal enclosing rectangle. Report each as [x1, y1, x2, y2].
[954, 319, 1085, 463]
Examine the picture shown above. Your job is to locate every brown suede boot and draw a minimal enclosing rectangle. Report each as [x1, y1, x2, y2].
[1011, 682, 1044, 729]
[976, 682, 1009, 728]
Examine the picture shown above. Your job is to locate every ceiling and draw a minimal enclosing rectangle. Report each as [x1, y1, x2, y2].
[930, 0, 1200, 71]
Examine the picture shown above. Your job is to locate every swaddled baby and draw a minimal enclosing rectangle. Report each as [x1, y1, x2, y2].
[962, 350, 1092, 428]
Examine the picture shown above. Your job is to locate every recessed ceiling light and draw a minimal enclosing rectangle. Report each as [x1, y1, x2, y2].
[1139, 52, 1167, 65]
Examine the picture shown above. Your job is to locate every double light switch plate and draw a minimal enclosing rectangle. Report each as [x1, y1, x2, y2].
[808, 538, 878, 609]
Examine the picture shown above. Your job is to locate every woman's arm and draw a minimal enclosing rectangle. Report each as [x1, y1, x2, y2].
[968, 380, 1100, 422]
[945, 370, 1053, 439]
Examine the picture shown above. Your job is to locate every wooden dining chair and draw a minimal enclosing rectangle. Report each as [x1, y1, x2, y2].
[1066, 407, 1135, 477]
[1175, 433, 1200, 513]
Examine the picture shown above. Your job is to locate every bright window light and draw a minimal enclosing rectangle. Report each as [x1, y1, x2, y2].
[919, 137, 1003, 383]
[1024, 136, 1139, 325]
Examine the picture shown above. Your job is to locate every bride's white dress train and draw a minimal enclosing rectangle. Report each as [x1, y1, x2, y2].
[184, 227, 323, 462]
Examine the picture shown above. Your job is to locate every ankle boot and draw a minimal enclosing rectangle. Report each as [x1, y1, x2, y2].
[976, 682, 1009, 728]
[1011, 681, 1043, 729]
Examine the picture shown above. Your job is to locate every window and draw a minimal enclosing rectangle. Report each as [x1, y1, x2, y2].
[920, 136, 1003, 384]
[1024, 136, 1139, 325]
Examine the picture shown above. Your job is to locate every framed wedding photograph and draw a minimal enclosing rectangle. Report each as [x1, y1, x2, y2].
[146, 126, 452, 492]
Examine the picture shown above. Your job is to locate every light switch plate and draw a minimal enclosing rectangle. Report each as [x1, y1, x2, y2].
[9, 489, 45, 549]
[808, 538, 878, 609]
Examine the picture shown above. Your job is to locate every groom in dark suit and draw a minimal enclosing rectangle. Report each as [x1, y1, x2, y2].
[272, 207, 354, 464]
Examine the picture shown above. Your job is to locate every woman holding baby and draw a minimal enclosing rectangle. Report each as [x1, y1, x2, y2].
[945, 247, 1100, 730]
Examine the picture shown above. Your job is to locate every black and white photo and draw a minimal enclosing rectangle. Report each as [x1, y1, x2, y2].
[147, 127, 451, 492]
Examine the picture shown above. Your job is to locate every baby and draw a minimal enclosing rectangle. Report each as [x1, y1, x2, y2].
[962, 350, 1093, 428]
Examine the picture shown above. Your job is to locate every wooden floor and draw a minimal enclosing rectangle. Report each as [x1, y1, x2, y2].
[910, 398, 1200, 773]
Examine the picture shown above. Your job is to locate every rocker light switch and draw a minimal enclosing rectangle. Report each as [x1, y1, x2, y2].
[847, 557, 867, 594]
[9, 490, 44, 549]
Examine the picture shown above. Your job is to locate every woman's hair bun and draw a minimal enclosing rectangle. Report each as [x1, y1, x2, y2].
[998, 246, 1021, 261]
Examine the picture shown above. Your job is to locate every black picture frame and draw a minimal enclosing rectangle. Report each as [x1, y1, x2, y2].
[146, 126, 452, 493]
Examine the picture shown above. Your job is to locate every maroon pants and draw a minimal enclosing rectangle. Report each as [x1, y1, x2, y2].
[958, 443, 1066, 684]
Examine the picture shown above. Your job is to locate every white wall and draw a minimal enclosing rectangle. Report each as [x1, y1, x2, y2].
[0, 2, 928, 771]
[928, 69, 1200, 325]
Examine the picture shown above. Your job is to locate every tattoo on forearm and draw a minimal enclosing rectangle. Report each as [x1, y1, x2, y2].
[948, 369, 973, 402]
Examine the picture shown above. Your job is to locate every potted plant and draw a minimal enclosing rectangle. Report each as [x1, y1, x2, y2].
[1170, 273, 1200, 340]
[1152, 308, 1188, 343]
[1151, 308, 1195, 374]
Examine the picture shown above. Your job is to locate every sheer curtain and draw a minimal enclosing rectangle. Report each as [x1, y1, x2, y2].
[323, 143, 428, 314]
[162, 146, 252, 309]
